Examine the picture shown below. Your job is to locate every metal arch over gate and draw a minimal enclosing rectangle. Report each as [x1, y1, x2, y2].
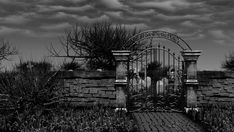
[123, 30, 192, 51]
[126, 30, 193, 111]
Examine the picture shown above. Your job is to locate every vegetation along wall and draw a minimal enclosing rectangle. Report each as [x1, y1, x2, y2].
[197, 71, 234, 105]
[59, 70, 116, 107]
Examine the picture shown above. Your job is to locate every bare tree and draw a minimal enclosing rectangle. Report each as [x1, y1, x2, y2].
[49, 22, 142, 70]
[222, 52, 234, 71]
[0, 39, 17, 66]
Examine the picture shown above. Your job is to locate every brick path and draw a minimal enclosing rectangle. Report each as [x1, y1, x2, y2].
[133, 112, 205, 132]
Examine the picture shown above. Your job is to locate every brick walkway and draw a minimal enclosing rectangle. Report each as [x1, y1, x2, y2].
[133, 112, 205, 132]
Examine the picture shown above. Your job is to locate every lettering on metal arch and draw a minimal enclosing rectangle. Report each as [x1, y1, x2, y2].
[130, 31, 181, 45]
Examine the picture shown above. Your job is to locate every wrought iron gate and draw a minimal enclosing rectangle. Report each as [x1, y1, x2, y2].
[129, 44, 183, 93]
[125, 30, 193, 112]
[127, 44, 184, 112]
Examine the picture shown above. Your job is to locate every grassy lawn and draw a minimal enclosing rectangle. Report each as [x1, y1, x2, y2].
[187, 103, 234, 132]
[0, 106, 138, 132]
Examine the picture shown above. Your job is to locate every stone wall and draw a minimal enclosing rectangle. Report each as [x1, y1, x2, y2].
[59, 70, 116, 107]
[197, 71, 234, 105]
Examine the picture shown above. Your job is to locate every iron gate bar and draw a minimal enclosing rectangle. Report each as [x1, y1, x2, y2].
[163, 46, 165, 67]
[130, 47, 182, 62]
[154, 48, 157, 62]
[168, 48, 170, 66]
[141, 53, 143, 90]
[158, 44, 160, 63]
[173, 53, 176, 92]
[173, 53, 176, 70]
[178, 56, 180, 70]
[150, 39, 153, 62]
[136, 57, 138, 91]
[163, 46, 166, 94]
[130, 57, 133, 92]
[145, 48, 148, 90]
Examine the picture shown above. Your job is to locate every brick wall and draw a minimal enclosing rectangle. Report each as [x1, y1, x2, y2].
[59, 70, 116, 107]
[197, 71, 234, 105]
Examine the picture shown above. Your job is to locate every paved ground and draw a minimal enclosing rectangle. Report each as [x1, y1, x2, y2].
[132, 112, 205, 132]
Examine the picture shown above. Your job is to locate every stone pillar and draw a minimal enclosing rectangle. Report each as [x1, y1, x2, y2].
[181, 50, 202, 108]
[112, 50, 130, 108]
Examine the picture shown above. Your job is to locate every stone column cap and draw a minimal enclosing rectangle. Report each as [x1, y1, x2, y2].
[112, 50, 131, 56]
[112, 50, 131, 61]
[181, 50, 202, 55]
[185, 79, 199, 85]
[114, 80, 128, 85]
[181, 50, 202, 61]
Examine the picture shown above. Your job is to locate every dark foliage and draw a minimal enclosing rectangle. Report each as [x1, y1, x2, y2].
[147, 61, 170, 81]
[0, 39, 17, 68]
[61, 61, 81, 71]
[15, 60, 52, 74]
[188, 103, 234, 132]
[0, 106, 138, 132]
[0, 60, 60, 115]
[50, 22, 142, 70]
[0, 39, 17, 61]
[222, 52, 234, 71]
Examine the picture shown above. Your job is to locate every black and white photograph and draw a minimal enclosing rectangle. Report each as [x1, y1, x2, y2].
[0, 0, 234, 132]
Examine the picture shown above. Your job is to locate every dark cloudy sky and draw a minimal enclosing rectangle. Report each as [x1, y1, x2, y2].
[0, 0, 234, 70]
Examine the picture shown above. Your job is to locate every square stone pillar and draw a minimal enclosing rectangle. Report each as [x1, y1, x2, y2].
[112, 50, 130, 108]
[181, 50, 202, 108]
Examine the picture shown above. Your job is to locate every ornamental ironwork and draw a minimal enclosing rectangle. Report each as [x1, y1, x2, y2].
[124, 30, 192, 50]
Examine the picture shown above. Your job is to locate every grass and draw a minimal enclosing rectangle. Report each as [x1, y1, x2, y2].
[0, 106, 138, 132]
[187, 103, 234, 132]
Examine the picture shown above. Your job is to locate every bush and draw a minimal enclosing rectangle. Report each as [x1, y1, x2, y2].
[189, 103, 234, 132]
[0, 60, 60, 115]
[0, 106, 138, 132]
[0, 39, 17, 68]
[15, 60, 52, 74]
[147, 61, 170, 82]
[222, 52, 234, 71]
[61, 61, 81, 71]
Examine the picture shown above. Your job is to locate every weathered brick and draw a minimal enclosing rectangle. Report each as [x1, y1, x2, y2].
[203, 91, 214, 96]
[92, 93, 100, 98]
[83, 93, 92, 98]
[105, 91, 113, 95]
[60, 71, 118, 107]
[108, 87, 115, 91]
[89, 88, 98, 94]
[99, 94, 108, 98]
[77, 93, 85, 97]
[70, 88, 77, 93]
[69, 98, 85, 102]
[219, 93, 231, 97]
[107, 94, 116, 99]
[69, 102, 86, 106]
[76, 88, 82, 93]
[98, 90, 105, 95]
[64, 82, 70, 88]
[85, 98, 97, 102]
[102, 101, 111, 106]
[83, 89, 89, 94]
[224, 80, 229, 85]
